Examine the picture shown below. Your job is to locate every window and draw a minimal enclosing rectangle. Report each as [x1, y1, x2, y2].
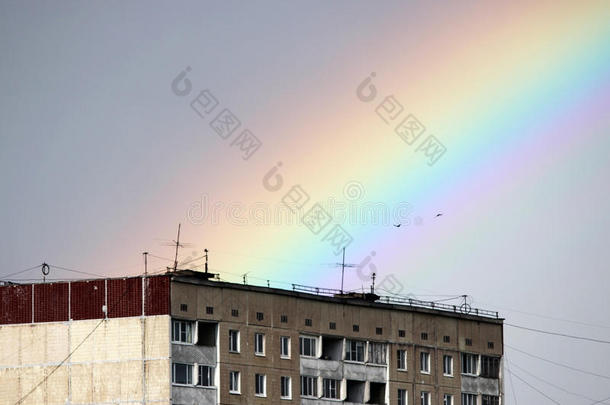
[280, 336, 291, 358]
[256, 312, 264, 321]
[231, 308, 239, 317]
[305, 318, 312, 326]
[229, 330, 240, 353]
[443, 394, 453, 405]
[420, 391, 430, 405]
[281, 314, 288, 323]
[229, 371, 240, 394]
[206, 306, 213, 314]
[461, 353, 478, 375]
[397, 350, 407, 370]
[482, 395, 500, 405]
[465, 338, 472, 346]
[399, 329, 406, 337]
[346, 340, 365, 362]
[421, 332, 428, 340]
[329, 322, 336, 329]
[254, 333, 265, 355]
[196, 321, 216, 346]
[488, 341, 494, 349]
[369, 342, 387, 364]
[172, 363, 193, 385]
[353, 324, 360, 332]
[280, 376, 291, 399]
[172, 320, 193, 344]
[299, 336, 317, 357]
[420, 352, 430, 373]
[462, 393, 477, 405]
[398, 389, 407, 405]
[180, 303, 187, 312]
[443, 335, 450, 343]
[255, 374, 266, 396]
[323, 378, 339, 399]
[300, 375, 317, 397]
[443, 355, 453, 376]
[198, 365, 214, 387]
[376, 327, 383, 335]
[481, 356, 500, 378]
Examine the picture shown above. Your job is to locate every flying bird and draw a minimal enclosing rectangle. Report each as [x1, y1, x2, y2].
[436, 213, 443, 217]
[393, 224, 401, 228]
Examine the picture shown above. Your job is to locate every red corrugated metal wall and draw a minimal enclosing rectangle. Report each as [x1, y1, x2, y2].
[34, 283, 69, 323]
[71, 279, 105, 320]
[0, 284, 32, 324]
[0, 275, 169, 325]
[144, 275, 170, 315]
[107, 277, 142, 318]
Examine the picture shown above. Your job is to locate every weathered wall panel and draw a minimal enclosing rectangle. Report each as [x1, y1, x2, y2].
[70, 279, 105, 320]
[107, 277, 142, 318]
[34, 283, 68, 323]
[0, 284, 32, 324]
[145, 275, 170, 315]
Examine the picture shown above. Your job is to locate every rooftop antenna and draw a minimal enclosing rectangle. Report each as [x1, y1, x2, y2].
[204, 249, 209, 274]
[143, 252, 148, 276]
[41, 263, 50, 283]
[371, 272, 376, 295]
[242, 272, 250, 285]
[336, 247, 357, 294]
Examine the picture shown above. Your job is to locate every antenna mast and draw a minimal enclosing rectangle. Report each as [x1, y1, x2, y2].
[204, 249, 209, 274]
[172, 224, 181, 272]
[143, 252, 148, 276]
[337, 247, 357, 294]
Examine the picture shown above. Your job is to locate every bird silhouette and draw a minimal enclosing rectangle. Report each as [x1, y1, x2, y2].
[393, 224, 401, 228]
[436, 213, 443, 217]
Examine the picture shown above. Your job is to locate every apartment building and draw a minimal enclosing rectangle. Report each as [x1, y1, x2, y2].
[0, 270, 503, 405]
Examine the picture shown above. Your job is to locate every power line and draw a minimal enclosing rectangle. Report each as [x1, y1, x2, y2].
[508, 358, 610, 403]
[506, 323, 610, 344]
[48, 265, 108, 279]
[505, 354, 519, 405]
[507, 369, 561, 404]
[506, 344, 610, 380]
[0, 264, 43, 279]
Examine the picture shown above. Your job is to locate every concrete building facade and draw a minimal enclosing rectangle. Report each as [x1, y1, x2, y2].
[0, 271, 503, 405]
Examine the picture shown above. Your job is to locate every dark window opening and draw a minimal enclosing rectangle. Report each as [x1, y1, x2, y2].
[376, 327, 383, 335]
[488, 341, 494, 349]
[481, 356, 500, 378]
[280, 314, 288, 323]
[329, 322, 336, 330]
[305, 318, 312, 326]
[421, 332, 428, 340]
[353, 324, 360, 332]
[367, 382, 386, 404]
[180, 304, 188, 312]
[321, 336, 343, 361]
[231, 309, 239, 317]
[206, 306, 213, 315]
[443, 335, 451, 343]
[197, 322, 216, 346]
[466, 338, 473, 346]
[398, 329, 406, 337]
[346, 380, 365, 403]
[256, 312, 264, 321]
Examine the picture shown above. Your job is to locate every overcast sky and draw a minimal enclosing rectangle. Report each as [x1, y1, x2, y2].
[1, 1, 609, 403]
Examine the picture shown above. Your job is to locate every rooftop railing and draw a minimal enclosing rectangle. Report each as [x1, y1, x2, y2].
[291, 283, 499, 319]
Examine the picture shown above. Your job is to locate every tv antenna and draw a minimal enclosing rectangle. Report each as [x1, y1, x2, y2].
[163, 224, 192, 272]
[204, 249, 209, 274]
[143, 252, 149, 276]
[335, 247, 357, 294]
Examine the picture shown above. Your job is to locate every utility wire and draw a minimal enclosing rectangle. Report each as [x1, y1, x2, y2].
[508, 358, 610, 403]
[506, 344, 610, 380]
[508, 369, 561, 404]
[48, 265, 108, 279]
[505, 354, 519, 405]
[506, 323, 610, 344]
[0, 264, 43, 279]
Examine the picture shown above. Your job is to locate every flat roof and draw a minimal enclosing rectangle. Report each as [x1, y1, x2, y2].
[171, 271, 503, 325]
